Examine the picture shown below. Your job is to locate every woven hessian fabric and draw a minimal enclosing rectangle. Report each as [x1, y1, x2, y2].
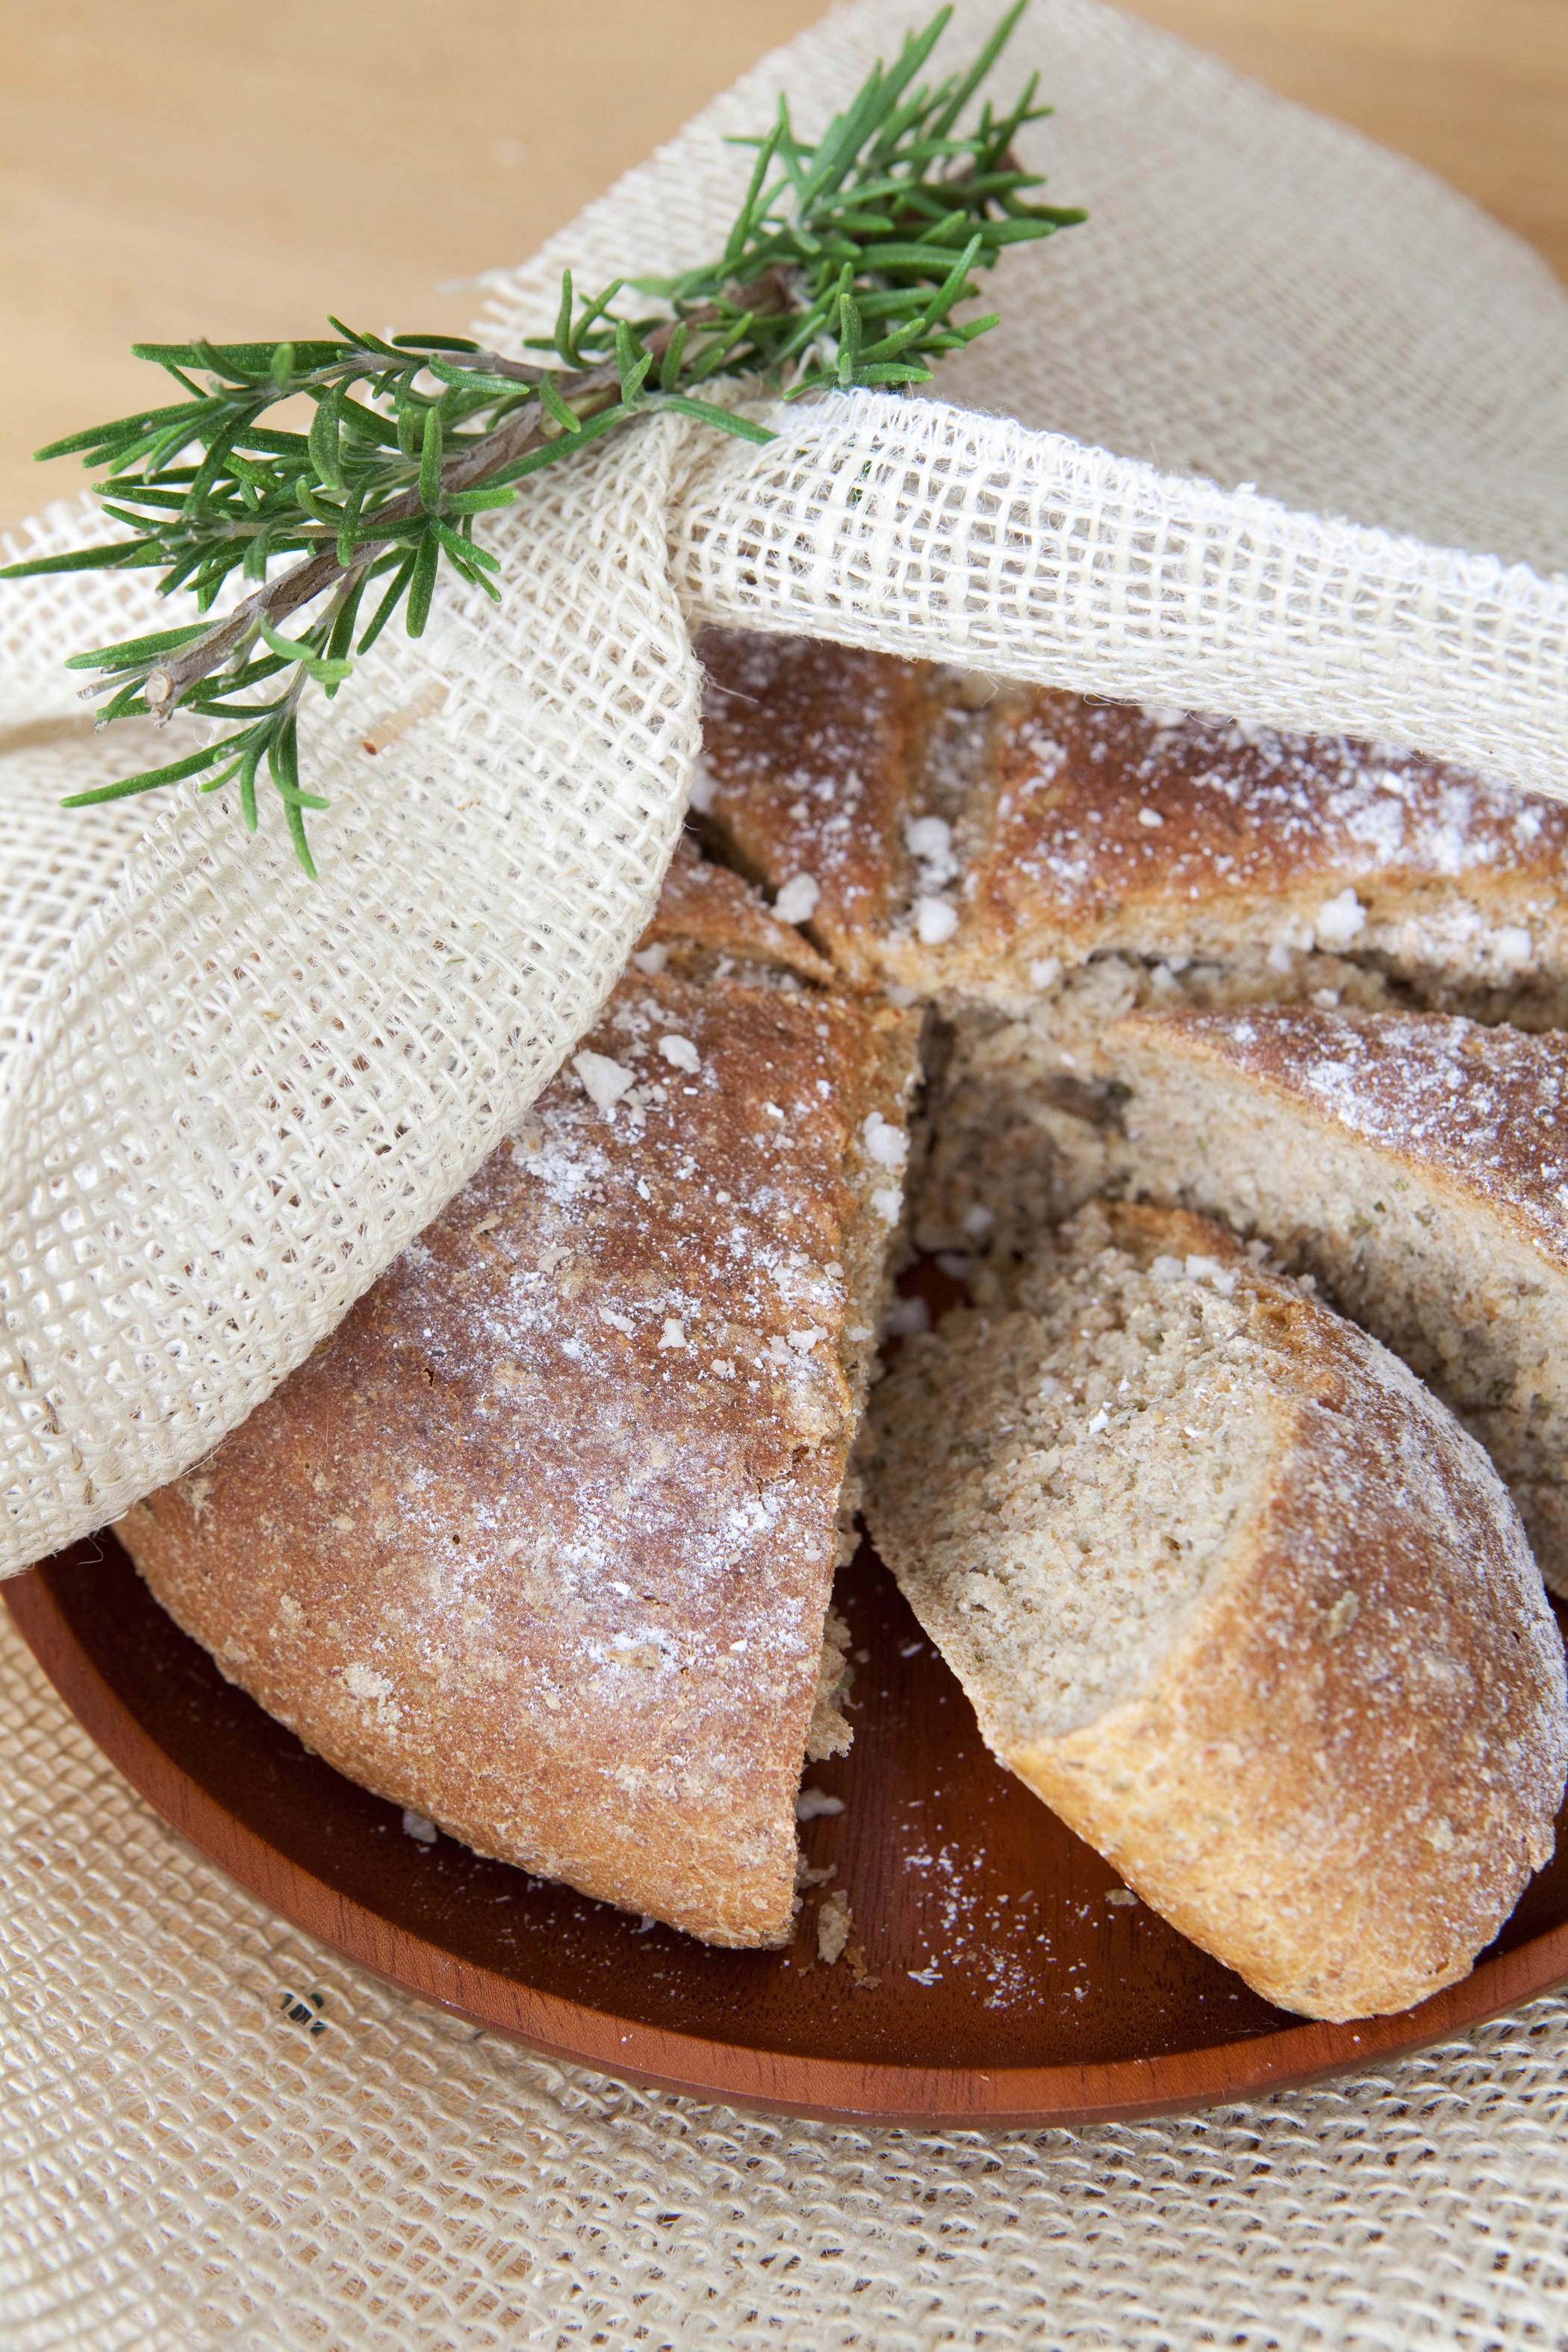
[3, 0, 1567, 1572]
[4, 1610, 1568, 2349]
[6, 9, 1568, 2316]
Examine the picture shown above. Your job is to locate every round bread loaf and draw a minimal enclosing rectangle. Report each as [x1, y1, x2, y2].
[862, 1200, 1568, 2020]
[114, 630, 1568, 1974]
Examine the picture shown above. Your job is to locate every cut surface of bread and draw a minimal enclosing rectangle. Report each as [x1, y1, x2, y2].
[932, 1005, 1568, 1595]
[862, 1201, 1568, 2020]
[117, 847, 918, 1947]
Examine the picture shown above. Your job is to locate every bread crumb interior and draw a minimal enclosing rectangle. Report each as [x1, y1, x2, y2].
[870, 1207, 1278, 1745]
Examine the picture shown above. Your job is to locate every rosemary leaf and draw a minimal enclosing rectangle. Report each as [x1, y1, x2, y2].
[8, 2, 1084, 872]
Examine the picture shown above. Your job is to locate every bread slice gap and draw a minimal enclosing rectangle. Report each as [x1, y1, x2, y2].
[118, 841, 918, 1947]
[862, 1200, 1568, 2020]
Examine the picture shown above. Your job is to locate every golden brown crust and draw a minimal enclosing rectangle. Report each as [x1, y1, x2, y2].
[1033, 1215, 1564, 2018]
[963, 697, 1568, 998]
[695, 629, 930, 986]
[114, 626, 1568, 1972]
[638, 833, 835, 985]
[868, 1202, 1567, 2020]
[119, 865, 917, 1946]
[695, 632, 1568, 1018]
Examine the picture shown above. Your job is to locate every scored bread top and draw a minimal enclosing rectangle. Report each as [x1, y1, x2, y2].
[119, 852, 918, 1947]
[639, 834, 835, 985]
[696, 629, 1568, 1018]
[863, 1201, 1568, 2020]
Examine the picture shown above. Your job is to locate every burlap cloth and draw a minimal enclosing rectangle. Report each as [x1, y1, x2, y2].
[6, 1608, 1568, 2347]
[7, 1, 1568, 2339]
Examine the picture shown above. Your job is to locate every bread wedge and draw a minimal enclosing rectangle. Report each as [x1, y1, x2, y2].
[862, 1201, 1568, 2019]
[697, 630, 1568, 1027]
[942, 1006, 1568, 1596]
[118, 846, 918, 1946]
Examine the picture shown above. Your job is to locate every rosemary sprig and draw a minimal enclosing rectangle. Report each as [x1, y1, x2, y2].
[0, 2, 1081, 875]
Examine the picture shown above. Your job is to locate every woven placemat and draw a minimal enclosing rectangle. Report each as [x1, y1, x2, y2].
[4, 1611, 1567, 2350]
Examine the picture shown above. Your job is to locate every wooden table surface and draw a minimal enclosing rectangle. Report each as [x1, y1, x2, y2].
[1, 0, 1564, 529]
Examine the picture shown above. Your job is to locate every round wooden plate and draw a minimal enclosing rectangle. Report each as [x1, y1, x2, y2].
[7, 1530, 1568, 2129]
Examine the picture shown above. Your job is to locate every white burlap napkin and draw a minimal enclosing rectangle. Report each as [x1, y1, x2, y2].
[3, 0, 1567, 1573]
[4, 1607, 1568, 2348]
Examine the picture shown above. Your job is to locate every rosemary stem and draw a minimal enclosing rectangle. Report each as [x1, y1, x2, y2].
[137, 287, 786, 721]
[7, 6, 1085, 870]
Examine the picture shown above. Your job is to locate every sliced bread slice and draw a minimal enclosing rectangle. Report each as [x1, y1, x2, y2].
[945, 1006, 1568, 1595]
[862, 1201, 1567, 2020]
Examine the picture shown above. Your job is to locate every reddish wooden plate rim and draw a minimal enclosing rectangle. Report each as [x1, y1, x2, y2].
[10, 1556, 1568, 2129]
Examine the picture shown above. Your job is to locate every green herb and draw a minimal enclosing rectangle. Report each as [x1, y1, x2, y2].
[1, 3, 1081, 874]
